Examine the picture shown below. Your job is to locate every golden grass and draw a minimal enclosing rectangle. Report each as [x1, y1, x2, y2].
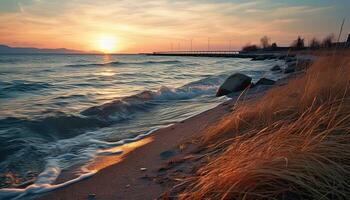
[178, 53, 350, 199]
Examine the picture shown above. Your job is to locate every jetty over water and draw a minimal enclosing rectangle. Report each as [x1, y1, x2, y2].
[147, 51, 287, 59]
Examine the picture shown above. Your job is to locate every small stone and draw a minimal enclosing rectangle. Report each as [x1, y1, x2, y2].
[284, 64, 296, 74]
[125, 184, 130, 188]
[140, 168, 147, 171]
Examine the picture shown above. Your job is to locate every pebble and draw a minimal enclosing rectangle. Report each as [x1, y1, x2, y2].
[140, 167, 147, 171]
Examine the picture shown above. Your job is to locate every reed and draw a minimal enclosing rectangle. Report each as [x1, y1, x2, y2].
[178, 53, 350, 199]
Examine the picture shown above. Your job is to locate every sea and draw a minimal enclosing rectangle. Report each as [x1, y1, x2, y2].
[0, 54, 285, 199]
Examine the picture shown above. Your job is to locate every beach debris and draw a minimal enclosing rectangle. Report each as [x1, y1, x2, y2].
[216, 73, 252, 97]
[140, 167, 147, 171]
[255, 78, 276, 86]
[270, 65, 282, 71]
[125, 184, 130, 188]
[88, 193, 96, 200]
[179, 144, 186, 151]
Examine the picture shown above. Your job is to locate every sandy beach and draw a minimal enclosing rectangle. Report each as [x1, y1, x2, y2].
[37, 71, 292, 200]
[2, 52, 350, 200]
[36, 52, 311, 200]
[1, 1, 350, 199]
[38, 92, 235, 199]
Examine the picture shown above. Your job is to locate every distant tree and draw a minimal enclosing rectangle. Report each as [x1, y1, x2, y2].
[260, 36, 271, 49]
[291, 36, 305, 50]
[321, 34, 334, 48]
[271, 42, 278, 50]
[309, 38, 321, 49]
[242, 44, 259, 52]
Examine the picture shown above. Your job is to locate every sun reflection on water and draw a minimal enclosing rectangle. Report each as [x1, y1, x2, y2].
[86, 137, 154, 172]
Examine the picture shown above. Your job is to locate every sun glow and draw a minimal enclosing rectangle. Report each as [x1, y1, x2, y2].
[96, 36, 118, 53]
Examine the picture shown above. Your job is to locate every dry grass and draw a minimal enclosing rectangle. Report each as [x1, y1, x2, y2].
[177, 53, 350, 199]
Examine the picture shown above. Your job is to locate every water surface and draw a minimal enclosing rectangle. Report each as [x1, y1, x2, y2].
[0, 54, 284, 198]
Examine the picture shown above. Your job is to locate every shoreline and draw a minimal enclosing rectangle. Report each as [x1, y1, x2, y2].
[0, 53, 312, 200]
[0, 54, 286, 198]
[38, 93, 237, 200]
[37, 73, 294, 200]
[35, 53, 313, 200]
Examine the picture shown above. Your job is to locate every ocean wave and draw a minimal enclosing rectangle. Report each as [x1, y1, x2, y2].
[0, 80, 52, 94]
[81, 74, 226, 120]
[0, 127, 161, 200]
[1, 74, 226, 141]
[64, 60, 182, 68]
[0, 114, 111, 140]
[0, 74, 226, 197]
[0, 57, 21, 64]
[0, 159, 96, 200]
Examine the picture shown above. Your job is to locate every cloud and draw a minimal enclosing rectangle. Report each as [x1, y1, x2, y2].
[0, 0, 348, 52]
[0, 0, 38, 13]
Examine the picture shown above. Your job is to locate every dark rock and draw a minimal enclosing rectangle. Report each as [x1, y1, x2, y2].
[270, 65, 282, 71]
[216, 73, 252, 97]
[285, 57, 296, 62]
[278, 55, 287, 60]
[266, 55, 277, 60]
[255, 78, 276, 86]
[251, 55, 267, 61]
[284, 63, 296, 74]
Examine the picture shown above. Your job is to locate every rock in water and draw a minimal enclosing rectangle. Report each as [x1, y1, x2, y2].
[270, 65, 281, 71]
[216, 73, 252, 97]
[251, 55, 267, 61]
[285, 57, 296, 62]
[284, 62, 296, 74]
[255, 78, 276, 86]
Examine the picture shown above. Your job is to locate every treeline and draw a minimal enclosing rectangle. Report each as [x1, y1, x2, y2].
[242, 34, 340, 51]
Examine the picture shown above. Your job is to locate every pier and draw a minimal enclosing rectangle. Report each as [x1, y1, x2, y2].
[147, 50, 286, 59]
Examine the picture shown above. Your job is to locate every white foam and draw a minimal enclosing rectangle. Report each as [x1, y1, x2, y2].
[0, 127, 164, 200]
[0, 160, 96, 200]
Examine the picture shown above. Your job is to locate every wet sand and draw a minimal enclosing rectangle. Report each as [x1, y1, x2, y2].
[38, 95, 237, 200]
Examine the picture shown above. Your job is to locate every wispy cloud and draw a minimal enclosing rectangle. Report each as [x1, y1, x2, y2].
[0, 0, 348, 52]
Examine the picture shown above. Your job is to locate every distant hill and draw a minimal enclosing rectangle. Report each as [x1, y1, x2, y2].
[0, 44, 97, 54]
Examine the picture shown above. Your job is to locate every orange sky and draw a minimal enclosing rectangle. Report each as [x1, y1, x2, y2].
[0, 0, 349, 53]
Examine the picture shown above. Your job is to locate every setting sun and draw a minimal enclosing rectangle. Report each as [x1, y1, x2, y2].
[1, 0, 350, 199]
[97, 36, 118, 53]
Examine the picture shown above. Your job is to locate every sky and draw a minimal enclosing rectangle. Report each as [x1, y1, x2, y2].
[0, 0, 349, 53]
